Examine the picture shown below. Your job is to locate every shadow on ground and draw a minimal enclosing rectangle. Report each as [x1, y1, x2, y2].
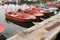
[5, 18, 35, 28]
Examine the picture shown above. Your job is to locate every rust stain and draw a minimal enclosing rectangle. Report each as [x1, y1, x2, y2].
[45, 22, 60, 31]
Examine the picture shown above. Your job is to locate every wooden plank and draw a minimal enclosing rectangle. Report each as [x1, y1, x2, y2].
[45, 22, 60, 31]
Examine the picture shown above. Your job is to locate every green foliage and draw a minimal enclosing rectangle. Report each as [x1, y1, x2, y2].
[20, 1, 39, 5]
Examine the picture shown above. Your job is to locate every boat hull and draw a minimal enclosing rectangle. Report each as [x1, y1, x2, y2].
[5, 14, 35, 23]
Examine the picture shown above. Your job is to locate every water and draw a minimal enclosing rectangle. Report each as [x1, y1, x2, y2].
[0, 34, 6, 40]
[55, 32, 60, 40]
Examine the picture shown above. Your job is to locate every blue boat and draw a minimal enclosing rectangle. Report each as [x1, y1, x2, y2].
[36, 5, 58, 14]
[36, 5, 58, 11]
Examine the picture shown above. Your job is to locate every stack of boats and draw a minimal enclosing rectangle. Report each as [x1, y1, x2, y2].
[4, 3, 59, 23]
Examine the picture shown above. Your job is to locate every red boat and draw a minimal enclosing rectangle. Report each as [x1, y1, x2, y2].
[24, 8, 44, 18]
[5, 10, 36, 23]
[24, 7, 54, 18]
[40, 9, 54, 18]
[54, 4, 60, 10]
[0, 24, 5, 33]
[40, 9, 53, 14]
[46, 2, 60, 10]
[30, 7, 53, 16]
